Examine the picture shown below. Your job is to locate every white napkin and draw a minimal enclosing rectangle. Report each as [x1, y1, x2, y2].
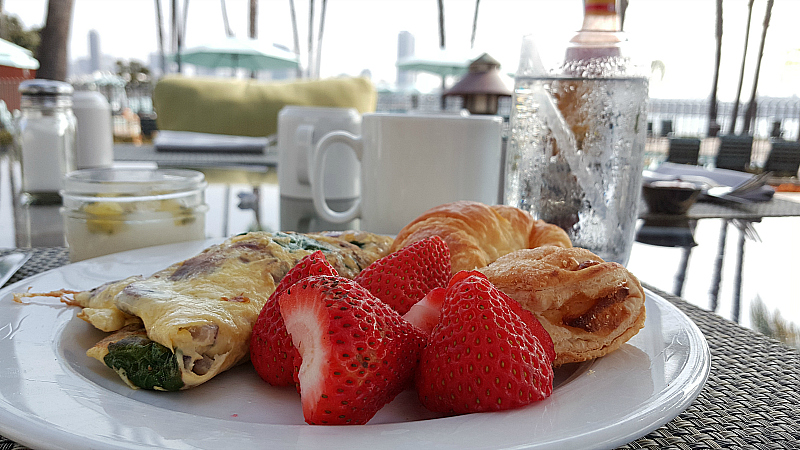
[645, 163, 774, 202]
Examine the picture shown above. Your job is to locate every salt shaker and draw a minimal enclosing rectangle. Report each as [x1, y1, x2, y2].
[72, 90, 113, 169]
[15, 79, 77, 205]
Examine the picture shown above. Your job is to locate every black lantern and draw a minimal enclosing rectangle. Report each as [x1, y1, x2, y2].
[444, 53, 512, 115]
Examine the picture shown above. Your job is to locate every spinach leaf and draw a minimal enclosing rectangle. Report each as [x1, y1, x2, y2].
[273, 232, 331, 253]
[104, 335, 184, 391]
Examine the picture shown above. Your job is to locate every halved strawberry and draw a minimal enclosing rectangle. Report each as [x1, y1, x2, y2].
[402, 287, 446, 336]
[354, 235, 451, 314]
[279, 275, 426, 425]
[415, 271, 554, 414]
[250, 251, 338, 387]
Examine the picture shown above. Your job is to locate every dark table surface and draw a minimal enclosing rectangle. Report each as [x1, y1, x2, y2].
[640, 195, 800, 221]
[1, 247, 798, 449]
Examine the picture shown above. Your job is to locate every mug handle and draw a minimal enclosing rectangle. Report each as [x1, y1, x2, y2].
[311, 131, 363, 223]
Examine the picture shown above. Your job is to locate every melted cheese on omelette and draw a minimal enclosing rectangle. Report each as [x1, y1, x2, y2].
[76, 230, 393, 389]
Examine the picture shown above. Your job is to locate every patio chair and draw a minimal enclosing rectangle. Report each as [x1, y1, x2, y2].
[660, 119, 673, 137]
[714, 135, 753, 172]
[666, 137, 701, 165]
[764, 141, 800, 177]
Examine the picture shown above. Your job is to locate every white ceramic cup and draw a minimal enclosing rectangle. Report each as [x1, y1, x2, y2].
[277, 106, 361, 201]
[311, 113, 503, 235]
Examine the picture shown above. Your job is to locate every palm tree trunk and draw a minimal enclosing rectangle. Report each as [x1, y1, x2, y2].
[221, 0, 233, 37]
[176, 0, 188, 74]
[180, 0, 189, 51]
[288, 0, 302, 78]
[249, 0, 257, 78]
[438, 0, 445, 109]
[707, 0, 723, 137]
[182, 0, 190, 37]
[315, 0, 327, 78]
[437, 0, 445, 49]
[307, 0, 314, 78]
[730, 0, 754, 134]
[155, 0, 166, 75]
[172, 0, 181, 73]
[36, 0, 74, 81]
[0, 0, 7, 40]
[470, 0, 480, 48]
[742, 0, 774, 135]
[249, 0, 257, 38]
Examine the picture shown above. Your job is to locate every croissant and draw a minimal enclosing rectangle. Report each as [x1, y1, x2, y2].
[391, 201, 572, 274]
[478, 246, 646, 367]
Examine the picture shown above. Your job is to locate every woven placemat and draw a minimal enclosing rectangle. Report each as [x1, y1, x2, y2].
[618, 285, 800, 449]
[1, 248, 798, 449]
[0, 247, 69, 289]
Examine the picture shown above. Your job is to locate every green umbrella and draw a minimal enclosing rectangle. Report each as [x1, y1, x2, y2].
[0, 38, 38, 70]
[176, 37, 299, 72]
[397, 49, 478, 108]
[396, 50, 474, 78]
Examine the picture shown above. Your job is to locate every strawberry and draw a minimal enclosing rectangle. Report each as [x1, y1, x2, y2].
[279, 275, 426, 425]
[354, 235, 451, 315]
[501, 290, 556, 365]
[402, 271, 474, 337]
[402, 287, 446, 336]
[274, 250, 340, 295]
[403, 273, 554, 366]
[415, 271, 554, 414]
[250, 251, 338, 387]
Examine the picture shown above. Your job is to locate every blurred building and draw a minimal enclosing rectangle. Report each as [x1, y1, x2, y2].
[148, 53, 164, 79]
[69, 31, 118, 77]
[396, 31, 415, 90]
[89, 30, 101, 72]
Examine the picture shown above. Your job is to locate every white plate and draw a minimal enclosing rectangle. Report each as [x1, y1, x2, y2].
[0, 240, 711, 450]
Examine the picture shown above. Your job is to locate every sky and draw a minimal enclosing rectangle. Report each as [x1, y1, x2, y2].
[3, 0, 800, 99]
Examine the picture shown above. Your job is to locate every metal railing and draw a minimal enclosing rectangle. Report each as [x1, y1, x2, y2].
[648, 97, 800, 141]
[376, 92, 800, 142]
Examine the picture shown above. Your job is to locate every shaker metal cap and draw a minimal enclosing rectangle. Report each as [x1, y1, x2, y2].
[19, 79, 74, 96]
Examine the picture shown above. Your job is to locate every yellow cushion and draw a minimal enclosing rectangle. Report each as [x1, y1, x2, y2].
[152, 75, 376, 137]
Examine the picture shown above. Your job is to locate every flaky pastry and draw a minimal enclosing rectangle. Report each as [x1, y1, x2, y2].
[479, 246, 646, 367]
[391, 201, 572, 274]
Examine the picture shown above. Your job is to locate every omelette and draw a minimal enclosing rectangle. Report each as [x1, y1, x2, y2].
[68, 230, 393, 391]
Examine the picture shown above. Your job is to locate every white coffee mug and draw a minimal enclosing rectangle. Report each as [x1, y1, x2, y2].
[277, 106, 361, 201]
[311, 113, 503, 235]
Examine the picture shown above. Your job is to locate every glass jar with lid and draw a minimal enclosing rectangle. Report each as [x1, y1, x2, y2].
[15, 79, 77, 205]
[61, 168, 209, 262]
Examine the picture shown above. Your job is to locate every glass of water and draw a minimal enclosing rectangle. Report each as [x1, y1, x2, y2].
[504, 33, 649, 266]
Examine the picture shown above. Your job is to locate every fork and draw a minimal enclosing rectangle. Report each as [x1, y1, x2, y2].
[706, 171, 772, 199]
